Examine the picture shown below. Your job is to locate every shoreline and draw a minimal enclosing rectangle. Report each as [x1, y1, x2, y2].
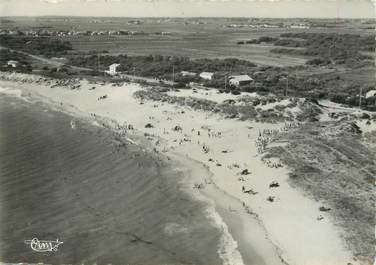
[0, 80, 252, 265]
[170, 152, 287, 265]
[0, 95, 224, 265]
[0, 72, 361, 265]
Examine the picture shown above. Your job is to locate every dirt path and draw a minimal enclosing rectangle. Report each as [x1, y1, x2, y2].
[0, 45, 91, 71]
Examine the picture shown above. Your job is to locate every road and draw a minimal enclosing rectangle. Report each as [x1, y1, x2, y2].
[0, 45, 91, 72]
[1, 45, 177, 85]
[119, 73, 176, 86]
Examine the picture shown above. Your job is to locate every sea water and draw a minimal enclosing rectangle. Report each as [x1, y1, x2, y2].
[0, 93, 222, 265]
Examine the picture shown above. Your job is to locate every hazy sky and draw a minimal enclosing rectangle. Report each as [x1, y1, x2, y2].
[0, 0, 374, 18]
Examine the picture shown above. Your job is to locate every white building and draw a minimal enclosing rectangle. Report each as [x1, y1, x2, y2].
[199, 72, 214, 80]
[228, 75, 253, 87]
[7, 60, 19, 68]
[366, 90, 376, 99]
[180, 71, 196, 77]
[289, 24, 310, 29]
[105, 63, 120, 76]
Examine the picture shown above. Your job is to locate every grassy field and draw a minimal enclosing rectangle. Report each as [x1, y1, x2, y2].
[333, 67, 376, 87]
[63, 34, 309, 67]
[2, 17, 373, 67]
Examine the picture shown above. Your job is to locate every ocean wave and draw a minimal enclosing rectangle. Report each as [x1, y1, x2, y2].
[0, 98, 223, 265]
[0, 86, 23, 98]
[204, 201, 245, 265]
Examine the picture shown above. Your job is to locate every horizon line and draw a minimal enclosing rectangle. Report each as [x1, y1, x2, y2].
[1, 15, 375, 19]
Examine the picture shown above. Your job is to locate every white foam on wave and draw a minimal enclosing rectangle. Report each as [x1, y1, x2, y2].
[204, 200, 245, 265]
[0, 86, 23, 98]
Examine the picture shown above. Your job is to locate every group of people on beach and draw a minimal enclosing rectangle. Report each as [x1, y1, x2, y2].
[84, 95, 307, 219]
[50, 78, 81, 90]
[261, 158, 283, 168]
[255, 121, 301, 154]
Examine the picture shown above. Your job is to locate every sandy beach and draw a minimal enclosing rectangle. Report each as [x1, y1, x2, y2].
[0, 72, 362, 265]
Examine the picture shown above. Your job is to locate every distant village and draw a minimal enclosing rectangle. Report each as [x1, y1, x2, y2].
[224, 23, 310, 29]
[0, 20, 313, 37]
[0, 29, 171, 37]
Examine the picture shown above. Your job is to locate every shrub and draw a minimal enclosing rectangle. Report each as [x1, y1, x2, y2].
[306, 58, 331, 66]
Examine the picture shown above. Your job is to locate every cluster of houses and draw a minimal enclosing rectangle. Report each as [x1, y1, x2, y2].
[224, 22, 310, 29]
[225, 23, 281, 29]
[182, 70, 253, 87]
[0, 29, 169, 37]
[105, 63, 253, 89]
[288, 23, 310, 29]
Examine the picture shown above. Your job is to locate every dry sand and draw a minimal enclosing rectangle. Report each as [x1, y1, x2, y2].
[0, 72, 361, 265]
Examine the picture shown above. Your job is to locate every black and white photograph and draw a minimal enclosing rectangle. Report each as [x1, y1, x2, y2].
[0, 0, 375, 265]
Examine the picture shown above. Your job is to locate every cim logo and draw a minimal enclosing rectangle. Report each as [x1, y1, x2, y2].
[24, 238, 63, 252]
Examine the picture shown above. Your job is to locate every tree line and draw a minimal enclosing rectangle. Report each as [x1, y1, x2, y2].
[0, 35, 73, 57]
[68, 54, 257, 81]
[237, 33, 375, 68]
